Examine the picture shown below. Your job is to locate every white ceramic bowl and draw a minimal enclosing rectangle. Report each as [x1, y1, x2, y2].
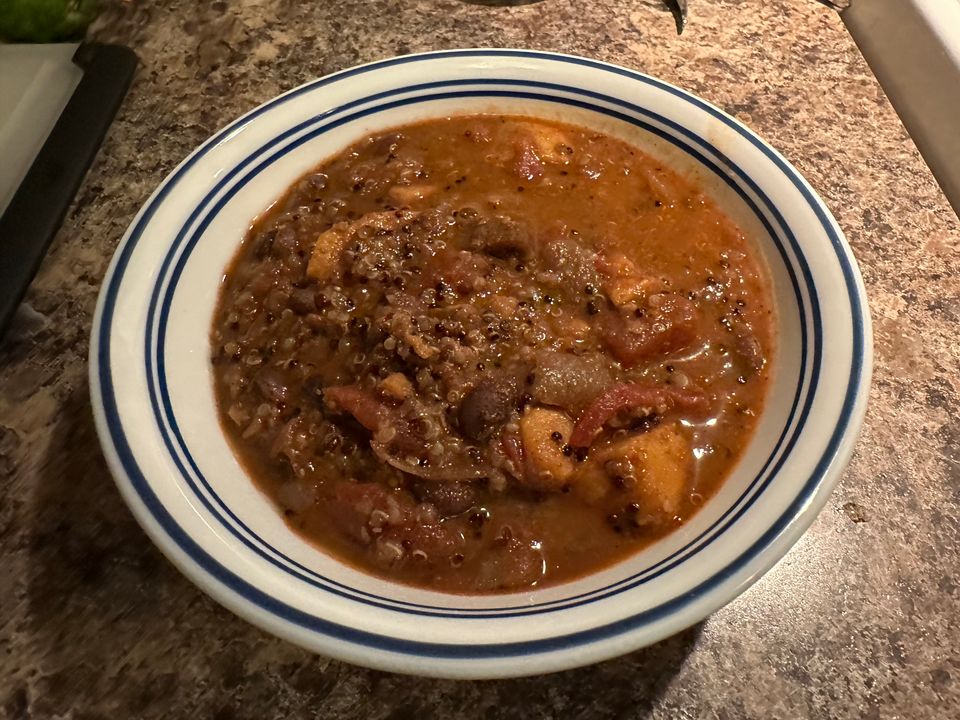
[90, 50, 871, 679]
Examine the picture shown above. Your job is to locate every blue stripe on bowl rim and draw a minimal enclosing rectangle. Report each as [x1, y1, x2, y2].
[95, 50, 867, 656]
[148, 83, 815, 616]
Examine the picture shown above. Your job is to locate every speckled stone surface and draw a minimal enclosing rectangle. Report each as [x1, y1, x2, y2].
[1, 1, 958, 717]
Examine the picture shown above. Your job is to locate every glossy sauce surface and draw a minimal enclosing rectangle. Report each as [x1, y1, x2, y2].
[212, 115, 774, 593]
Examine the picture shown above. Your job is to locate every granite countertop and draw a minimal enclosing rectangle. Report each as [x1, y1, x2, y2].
[2, 0, 958, 717]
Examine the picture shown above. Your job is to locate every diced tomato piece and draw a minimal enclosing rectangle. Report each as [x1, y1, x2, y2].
[381, 522, 465, 560]
[327, 386, 425, 457]
[424, 248, 491, 293]
[475, 531, 544, 591]
[569, 382, 709, 447]
[600, 294, 698, 367]
[326, 481, 396, 544]
[324, 385, 384, 431]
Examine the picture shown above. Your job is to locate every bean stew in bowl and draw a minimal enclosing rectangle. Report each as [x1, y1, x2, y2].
[93, 50, 870, 677]
[212, 115, 774, 593]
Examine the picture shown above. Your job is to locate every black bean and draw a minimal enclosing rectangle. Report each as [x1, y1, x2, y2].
[458, 377, 522, 442]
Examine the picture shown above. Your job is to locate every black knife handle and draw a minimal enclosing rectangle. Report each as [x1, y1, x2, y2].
[0, 42, 137, 340]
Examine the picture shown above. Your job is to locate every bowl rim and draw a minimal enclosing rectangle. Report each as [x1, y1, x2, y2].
[90, 48, 872, 678]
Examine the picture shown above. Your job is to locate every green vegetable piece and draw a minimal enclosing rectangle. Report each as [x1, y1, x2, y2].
[0, 0, 99, 43]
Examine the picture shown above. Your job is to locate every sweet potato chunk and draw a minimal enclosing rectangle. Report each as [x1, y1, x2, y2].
[306, 212, 404, 281]
[571, 424, 690, 516]
[307, 223, 351, 281]
[595, 252, 661, 307]
[381, 372, 414, 401]
[606, 277, 655, 307]
[518, 406, 576, 491]
[630, 423, 689, 515]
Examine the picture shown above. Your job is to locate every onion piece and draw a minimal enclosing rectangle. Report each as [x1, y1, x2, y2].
[371, 441, 492, 481]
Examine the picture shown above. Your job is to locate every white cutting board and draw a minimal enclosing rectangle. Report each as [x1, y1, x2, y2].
[0, 43, 82, 218]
